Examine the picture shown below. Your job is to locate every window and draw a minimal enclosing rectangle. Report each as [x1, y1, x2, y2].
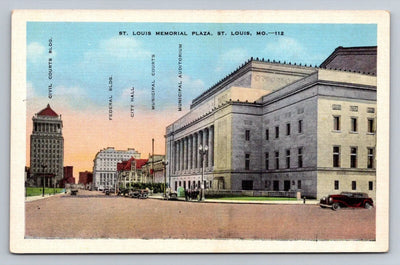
[275, 151, 279, 169]
[352, 181, 357, 190]
[275, 126, 279, 138]
[245, 130, 250, 141]
[286, 149, 290, 168]
[298, 120, 303, 133]
[333, 146, 340, 167]
[350, 147, 357, 168]
[367, 148, 374, 169]
[369, 181, 373, 191]
[242, 180, 253, 190]
[351, 117, 358, 132]
[333, 116, 340, 131]
[265, 152, 269, 170]
[298, 147, 303, 168]
[368, 118, 374, 133]
[245, 153, 250, 170]
[286, 123, 291, 136]
[298, 180, 302, 189]
[334, 180, 339, 190]
[265, 129, 269, 140]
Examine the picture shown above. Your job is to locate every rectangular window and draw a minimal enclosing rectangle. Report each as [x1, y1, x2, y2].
[242, 180, 253, 190]
[368, 118, 374, 133]
[334, 180, 339, 190]
[275, 151, 279, 169]
[245, 130, 250, 141]
[286, 149, 290, 169]
[298, 147, 303, 168]
[298, 120, 303, 133]
[297, 180, 302, 189]
[369, 181, 373, 191]
[265, 152, 269, 170]
[333, 146, 340, 167]
[286, 123, 291, 136]
[275, 126, 279, 138]
[333, 116, 340, 131]
[245, 153, 250, 170]
[367, 148, 374, 169]
[265, 129, 269, 140]
[351, 117, 358, 132]
[350, 147, 357, 168]
[352, 181, 357, 190]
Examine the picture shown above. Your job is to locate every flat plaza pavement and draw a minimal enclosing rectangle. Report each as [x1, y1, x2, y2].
[25, 190, 375, 240]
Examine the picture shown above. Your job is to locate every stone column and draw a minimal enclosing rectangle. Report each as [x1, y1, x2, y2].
[209, 126, 214, 168]
[197, 131, 202, 169]
[188, 135, 192, 170]
[183, 138, 187, 171]
[180, 140, 183, 171]
[205, 129, 209, 167]
[177, 140, 181, 172]
[192, 134, 196, 170]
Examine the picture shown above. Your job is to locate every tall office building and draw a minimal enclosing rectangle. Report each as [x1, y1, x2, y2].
[30, 104, 64, 187]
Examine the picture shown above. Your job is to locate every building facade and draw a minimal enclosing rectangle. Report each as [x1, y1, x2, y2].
[165, 47, 377, 200]
[30, 104, 64, 187]
[117, 157, 148, 188]
[141, 155, 166, 184]
[78, 171, 93, 188]
[92, 147, 141, 190]
[60, 166, 76, 187]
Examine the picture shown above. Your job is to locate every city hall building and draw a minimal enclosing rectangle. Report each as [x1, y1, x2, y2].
[165, 46, 377, 200]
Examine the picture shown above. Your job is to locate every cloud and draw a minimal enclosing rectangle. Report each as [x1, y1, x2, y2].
[98, 37, 151, 59]
[215, 48, 249, 73]
[26, 81, 35, 99]
[263, 37, 322, 64]
[27, 42, 46, 63]
[55, 85, 87, 96]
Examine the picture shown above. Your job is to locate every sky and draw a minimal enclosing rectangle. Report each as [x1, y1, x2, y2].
[26, 22, 377, 178]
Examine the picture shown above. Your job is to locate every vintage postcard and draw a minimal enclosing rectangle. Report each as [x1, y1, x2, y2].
[10, 10, 390, 253]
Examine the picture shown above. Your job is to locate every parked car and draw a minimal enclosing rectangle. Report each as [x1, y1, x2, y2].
[319, 192, 374, 210]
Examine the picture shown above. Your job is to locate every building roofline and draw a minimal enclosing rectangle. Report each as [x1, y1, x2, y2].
[190, 57, 318, 109]
[319, 46, 377, 69]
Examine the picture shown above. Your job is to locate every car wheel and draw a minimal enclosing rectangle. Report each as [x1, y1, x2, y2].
[364, 202, 373, 209]
[332, 203, 340, 211]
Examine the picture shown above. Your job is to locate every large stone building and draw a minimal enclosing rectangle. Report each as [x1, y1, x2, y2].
[116, 157, 148, 188]
[92, 147, 141, 190]
[30, 104, 64, 187]
[165, 46, 377, 200]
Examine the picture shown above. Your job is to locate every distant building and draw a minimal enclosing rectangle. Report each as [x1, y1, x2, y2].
[165, 46, 377, 200]
[117, 157, 148, 188]
[60, 166, 75, 187]
[79, 171, 93, 187]
[141, 155, 166, 184]
[29, 104, 64, 187]
[93, 147, 141, 190]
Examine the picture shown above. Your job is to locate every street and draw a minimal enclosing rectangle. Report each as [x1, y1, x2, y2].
[25, 190, 375, 240]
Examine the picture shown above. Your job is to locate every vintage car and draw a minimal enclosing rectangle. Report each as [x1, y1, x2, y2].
[319, 192, 373, 210]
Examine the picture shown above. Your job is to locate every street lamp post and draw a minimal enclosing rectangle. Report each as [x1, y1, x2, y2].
[41, 164, 47, 197]
[162, 159, 169, 198]
[198, 144, 208, 201]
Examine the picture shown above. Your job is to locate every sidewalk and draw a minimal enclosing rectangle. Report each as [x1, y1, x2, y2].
[149, 194, 319, 205]
[25, 192, 65, 202]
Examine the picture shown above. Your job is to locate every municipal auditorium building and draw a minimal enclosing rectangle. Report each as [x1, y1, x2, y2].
[165, 46, 377, 200]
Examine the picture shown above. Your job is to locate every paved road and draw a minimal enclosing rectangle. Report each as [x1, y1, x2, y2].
[25, 190, 375, 240]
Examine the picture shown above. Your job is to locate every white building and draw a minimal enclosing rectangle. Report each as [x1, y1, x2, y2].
[92, 147, 140, 190]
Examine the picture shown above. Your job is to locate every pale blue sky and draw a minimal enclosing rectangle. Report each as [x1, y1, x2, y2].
[27, 22, 377, 112]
